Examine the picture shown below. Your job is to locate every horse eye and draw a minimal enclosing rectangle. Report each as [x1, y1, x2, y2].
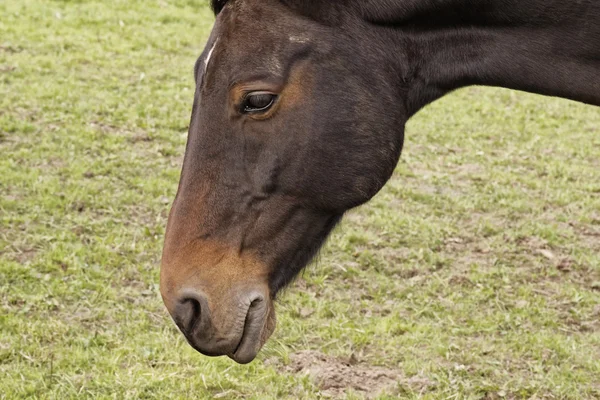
[243, 92, 277, 113]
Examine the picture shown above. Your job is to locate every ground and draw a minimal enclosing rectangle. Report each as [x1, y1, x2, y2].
[1, 0, 599, 399]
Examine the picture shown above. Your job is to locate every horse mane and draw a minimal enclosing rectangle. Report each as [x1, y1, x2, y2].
[211, 0, 229, 14]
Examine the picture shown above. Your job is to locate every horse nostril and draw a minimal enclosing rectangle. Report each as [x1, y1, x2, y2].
[175, 292, 205, 334]
[249, 297, 263, 310]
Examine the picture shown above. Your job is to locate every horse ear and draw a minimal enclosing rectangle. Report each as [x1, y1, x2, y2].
[211, 0, 228, 14]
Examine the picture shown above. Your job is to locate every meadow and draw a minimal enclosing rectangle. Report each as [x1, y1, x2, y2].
[1, 0, 599, 398]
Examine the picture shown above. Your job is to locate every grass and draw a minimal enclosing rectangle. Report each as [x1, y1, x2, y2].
[1, 0, 599, 398]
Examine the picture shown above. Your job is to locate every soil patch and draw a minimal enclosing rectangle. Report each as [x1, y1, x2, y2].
[282, 350, 417, 398]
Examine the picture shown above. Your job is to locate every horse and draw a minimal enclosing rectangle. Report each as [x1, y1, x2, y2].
[159, 0, 600, 364]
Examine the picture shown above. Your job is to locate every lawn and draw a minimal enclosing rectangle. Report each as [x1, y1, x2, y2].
[1, 0, 599, 399]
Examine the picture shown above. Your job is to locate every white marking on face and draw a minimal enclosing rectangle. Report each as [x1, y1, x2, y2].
[289, 35, 309, 44]
[268, 57, 283, 74]
[204, 39, 218, 73]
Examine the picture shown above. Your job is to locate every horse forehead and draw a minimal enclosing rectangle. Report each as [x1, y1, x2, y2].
[223, 0, 305, 39]
[214, 2, 312, 73]
[219, 29, 298, 73]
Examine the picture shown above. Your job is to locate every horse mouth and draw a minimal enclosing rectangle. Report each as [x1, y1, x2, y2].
[228, 297, 272, 364]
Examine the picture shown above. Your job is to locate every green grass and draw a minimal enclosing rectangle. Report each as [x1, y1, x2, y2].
[1, 0, 599, 398]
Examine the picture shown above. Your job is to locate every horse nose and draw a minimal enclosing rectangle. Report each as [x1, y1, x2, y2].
[169, 287, 271, 363]
[173, 290, 208, 335]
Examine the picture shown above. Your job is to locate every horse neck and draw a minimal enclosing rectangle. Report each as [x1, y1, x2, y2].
[360, 0, 600, 114]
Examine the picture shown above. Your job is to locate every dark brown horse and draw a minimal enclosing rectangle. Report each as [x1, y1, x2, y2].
[160, 0, 600, 364]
